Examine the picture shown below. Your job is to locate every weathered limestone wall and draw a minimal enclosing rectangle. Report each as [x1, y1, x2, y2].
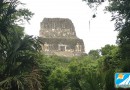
[40, 18, 77, 38]
[39, 18, 85, 57]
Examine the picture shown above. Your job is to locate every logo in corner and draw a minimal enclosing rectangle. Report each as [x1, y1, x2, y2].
[115, 73, 130, 88]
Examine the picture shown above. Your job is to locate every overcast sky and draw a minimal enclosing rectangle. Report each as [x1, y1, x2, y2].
[20, 0, 117, 53]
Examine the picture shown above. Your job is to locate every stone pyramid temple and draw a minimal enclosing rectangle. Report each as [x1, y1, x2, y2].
[39, 18, 85, 57]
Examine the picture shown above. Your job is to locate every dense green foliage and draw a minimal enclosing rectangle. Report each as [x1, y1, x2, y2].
[40, 44, 126, 90]
[39, 45, 119, 90]
[0, 0, 42, 90]
[107, 0, 130, 72]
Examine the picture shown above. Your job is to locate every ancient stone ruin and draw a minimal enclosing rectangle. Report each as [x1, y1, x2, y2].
[39, 18, 85, 57]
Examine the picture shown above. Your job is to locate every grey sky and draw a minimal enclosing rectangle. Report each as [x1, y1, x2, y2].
[20, 0, 117, 53]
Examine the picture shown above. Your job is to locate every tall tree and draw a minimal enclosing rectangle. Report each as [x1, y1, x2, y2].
[88, 49, 100, 59]
[0, 0, 42, 89]
[107, 0, 130, 72]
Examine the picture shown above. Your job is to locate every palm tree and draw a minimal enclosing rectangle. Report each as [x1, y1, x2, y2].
[0, 0, 42, 89]
[0, 32, 42, 90]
